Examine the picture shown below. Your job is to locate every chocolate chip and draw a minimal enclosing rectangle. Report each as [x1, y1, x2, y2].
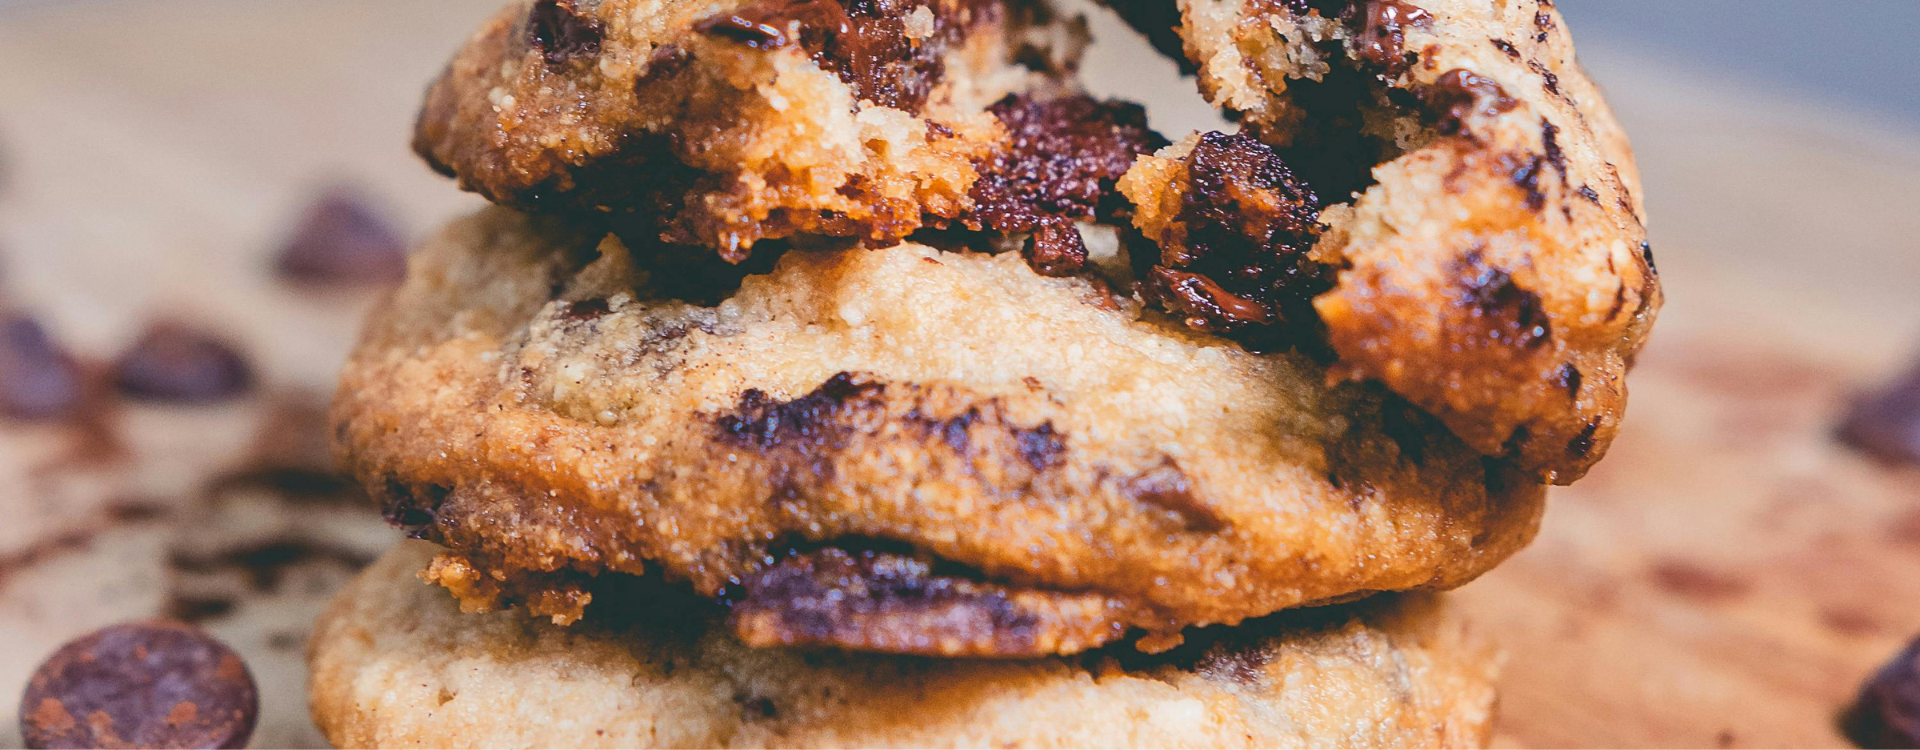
[1845, 635, 1920, 748]
[1422, 68, 1517, 137]
[0, 314, 84, 421]
[274, 188, 407, 285]
[112, 323, 254, 403]
[1023, 222, 1087, 277]
[18, 621, 257, 749]
[527, 0, 605, 65]
[1837, 359, 1920, 466]
[967, 94, 1168, 275]
[1350, 0, 1431, 78]
[560, 297, 611, 321]
[1138, 130, 1326, 338]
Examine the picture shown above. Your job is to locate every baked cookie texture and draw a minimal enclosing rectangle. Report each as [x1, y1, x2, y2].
[330, 208, 1544, 656]
[308, 542, 1501, 749]
[415, 0, 1124, 259]
[1112, 0, 1659, 483]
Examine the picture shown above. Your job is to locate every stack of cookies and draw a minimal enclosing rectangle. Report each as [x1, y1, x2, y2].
[310, 0, 1659, 746]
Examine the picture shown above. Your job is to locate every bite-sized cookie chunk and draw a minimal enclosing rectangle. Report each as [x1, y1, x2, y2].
[331, 208, 1544, 656]
[415, 0, 1159, 261]
[1111, 0, 1660, 483]
[309, 542, 1501, 749]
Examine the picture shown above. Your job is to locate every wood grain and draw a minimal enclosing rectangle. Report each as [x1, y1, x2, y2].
[2, 2, 1919, 748]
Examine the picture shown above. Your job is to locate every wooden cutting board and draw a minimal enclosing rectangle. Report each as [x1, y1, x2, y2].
[3, 2, 1919, 747]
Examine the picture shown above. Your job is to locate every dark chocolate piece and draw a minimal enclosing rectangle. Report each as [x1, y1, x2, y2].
[1139, 131, 1327, 339]
[274, 188, 408, 285]
[18, 620, 257, 749]
[967, 94, 1168, 275]
[1840, 359, 1920, 466]
[111, 323, 254, 403]
[726, 546, 1127, 656]
[1845, 635, 1920, 748]
[527, 0, 605, 65]
[0, 314, 84, 421]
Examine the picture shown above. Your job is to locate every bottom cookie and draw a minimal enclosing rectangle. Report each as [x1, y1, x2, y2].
[308, 542, 1501, 749]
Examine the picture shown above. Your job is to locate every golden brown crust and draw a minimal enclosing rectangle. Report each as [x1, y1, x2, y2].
[309, 542, 1501, 749]
[331, 208, 1544, 654]
[1114, 0, 1660, 483]
[414, 0, 1082, 258]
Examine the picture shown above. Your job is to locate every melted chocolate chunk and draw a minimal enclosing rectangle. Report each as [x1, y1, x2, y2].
[1148, 267, 1274, 329]
[19, 621, 257, 750]
[1837, 358, 1920, 466]
[1349, 0, 1431, 78]
[968, 95, 1168, 275]
[726, 547, 1127, 656]
[1022, 221, 1087, 278]
[1124, 461, 1224, 532]
[1846, 636, 1920, 748]
[1556, 363, 1582, 399]
[696, 0, 997, 112]
[1141, 131, 1329, 340]
[718, 372, 884, 449]
[111, 323, 254, 403]
[1453, 251, 1549, 349]
[527, 0, 605, 65]
[274, 189, 407, 285]
[0, 314, 84, 421]
[1422, 68, 1517, 137]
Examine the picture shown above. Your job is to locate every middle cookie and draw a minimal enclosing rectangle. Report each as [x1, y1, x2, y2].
[333, 209, 1544, 657]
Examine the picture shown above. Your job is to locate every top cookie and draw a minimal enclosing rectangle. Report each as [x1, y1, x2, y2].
[414, 0, 1160, 268]
[1110, 0, 1659, 482]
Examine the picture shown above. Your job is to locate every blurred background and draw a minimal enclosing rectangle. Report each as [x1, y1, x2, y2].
[2, 1, 1919, 748]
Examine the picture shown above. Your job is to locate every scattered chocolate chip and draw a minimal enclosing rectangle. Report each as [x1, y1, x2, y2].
[0, 314, 84, 421]
[1838, 358, 1920, 466]
[112, 323, 254, 403]
[527, 0, 605, 65]
[273, 188, 407, 285]
[18, 620, 257, 750]
[1845, 635, 1920, 748]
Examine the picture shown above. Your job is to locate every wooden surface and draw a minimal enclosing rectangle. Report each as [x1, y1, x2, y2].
[4, 2, 1920, 747]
